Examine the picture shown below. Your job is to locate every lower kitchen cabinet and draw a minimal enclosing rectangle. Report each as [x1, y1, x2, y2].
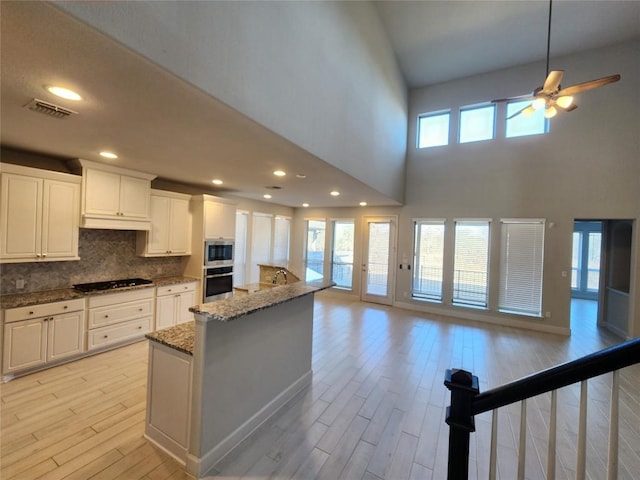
[87, 288, 154, 351]
[155, 282, 197, 330]
[2, 298, 85, 374]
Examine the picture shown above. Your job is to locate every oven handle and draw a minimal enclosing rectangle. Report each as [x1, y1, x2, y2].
[205, 273, 233, 279]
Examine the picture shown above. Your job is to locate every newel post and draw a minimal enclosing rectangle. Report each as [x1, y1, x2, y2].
[444, 368, 480, 480]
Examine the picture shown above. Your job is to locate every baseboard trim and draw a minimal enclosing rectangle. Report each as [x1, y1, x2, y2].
[187, 370, 313, 478]
[393, 300, 571, 336]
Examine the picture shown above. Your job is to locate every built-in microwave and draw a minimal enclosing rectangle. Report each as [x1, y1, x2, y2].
[204, 239, 234, 266]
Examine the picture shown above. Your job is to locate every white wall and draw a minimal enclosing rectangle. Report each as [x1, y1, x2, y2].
[55, 1, 408, 203]
[400, 40, 639, 336]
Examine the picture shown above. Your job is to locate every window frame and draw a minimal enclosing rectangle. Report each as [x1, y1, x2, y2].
[498, 219, 545, 317]
[458, 103, 496, 144]
[417, 110, 451, 148]
[412, 219, 446, 302]
[330, 218, 355, 290]
[452, 219, 491, 309]
[505, 100, 549, 138]
[304, 218, 327, 282]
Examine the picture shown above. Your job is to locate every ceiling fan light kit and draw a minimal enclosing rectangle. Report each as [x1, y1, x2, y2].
[494, 0, 620, 120]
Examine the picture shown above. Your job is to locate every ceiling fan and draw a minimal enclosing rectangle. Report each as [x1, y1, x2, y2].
[493, 0, 621, 120]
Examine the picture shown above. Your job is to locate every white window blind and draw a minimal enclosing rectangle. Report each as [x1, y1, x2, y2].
[413, 220, 445, 301]
[499, 219, 545, 317]
[234, 211, 248, 287]
[250, 213, 272, 283]
[453, 220, 490, 307]
[273, 216, 291, 266]
[331, 219, 355, 289]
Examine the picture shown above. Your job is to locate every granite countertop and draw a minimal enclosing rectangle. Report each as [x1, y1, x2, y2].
[0, 276, 199, 310]
[191, 280, 334, 322]
[146, 322, 194, 355]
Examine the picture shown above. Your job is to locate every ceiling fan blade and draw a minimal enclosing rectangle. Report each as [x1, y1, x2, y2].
[491, 94, 535, 103]
[507, 104, 535, 120]
[542, 70, 564, 93]
[557, 74, 621, 96]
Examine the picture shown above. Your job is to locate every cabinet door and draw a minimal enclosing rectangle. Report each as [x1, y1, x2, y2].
[177, 290, 196, 325]
[168, 198, 190, 254]
[148, 194, 171, 254]
[204, 201, 236, 239]
[47, 311, 85, 362]
[3, 318, 47, 373]
[156, 294, 177, 330]
[119, 175, 150, 219]
[84, 168, 121, 216]
[41, 179, 80, 260]
[0, 173, 42, 260]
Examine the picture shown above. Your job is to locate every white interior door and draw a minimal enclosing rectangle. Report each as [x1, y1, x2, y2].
[361, 217, 396, 305]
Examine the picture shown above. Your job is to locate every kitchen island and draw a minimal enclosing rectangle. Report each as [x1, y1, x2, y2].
[144, 280, 333, 478]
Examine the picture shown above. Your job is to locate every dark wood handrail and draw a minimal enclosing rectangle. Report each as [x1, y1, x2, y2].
[472, 337, 640, 415]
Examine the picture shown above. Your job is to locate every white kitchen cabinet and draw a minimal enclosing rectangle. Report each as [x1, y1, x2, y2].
[204, 199, 236, 239]
[78, 159, 156, 230]
[137, 190, 191, 257]
[87, 288, 154, 351]
[0, 164, 80, 263]
[155, 282, 197, 330]
[2, 298, 85, 374]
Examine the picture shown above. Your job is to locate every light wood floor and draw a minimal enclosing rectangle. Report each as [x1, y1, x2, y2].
[1, 296, 638, 479]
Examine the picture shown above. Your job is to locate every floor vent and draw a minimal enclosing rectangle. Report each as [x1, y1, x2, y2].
[24, 98, 77, 119]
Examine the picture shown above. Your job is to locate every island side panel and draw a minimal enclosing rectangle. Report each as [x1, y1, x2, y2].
[189, 293, 314, 475]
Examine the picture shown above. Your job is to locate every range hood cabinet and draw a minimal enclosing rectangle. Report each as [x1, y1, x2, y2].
[78, 159, 156, 231]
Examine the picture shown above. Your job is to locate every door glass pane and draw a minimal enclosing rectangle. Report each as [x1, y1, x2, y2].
[413, 221, 445, 300]
[332, 220, 354, 289]
[587, 232, 601, 291]
[305, 220, 325, 281]
[571, 232, 581, 289]
[366, 222, 390, 296]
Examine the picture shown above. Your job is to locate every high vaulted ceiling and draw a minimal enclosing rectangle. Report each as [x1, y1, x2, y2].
[1, 1, 638, 207]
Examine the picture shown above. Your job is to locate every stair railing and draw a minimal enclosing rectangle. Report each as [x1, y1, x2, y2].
[444, 336, 640, 479]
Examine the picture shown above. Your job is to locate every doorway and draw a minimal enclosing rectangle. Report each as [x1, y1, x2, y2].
[361, 216, 396, 305]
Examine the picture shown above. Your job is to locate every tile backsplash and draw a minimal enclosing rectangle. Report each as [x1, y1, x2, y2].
[1, 229, 188, 295]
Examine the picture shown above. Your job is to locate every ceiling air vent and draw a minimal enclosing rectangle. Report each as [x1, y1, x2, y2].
[24, 98, 77, 119]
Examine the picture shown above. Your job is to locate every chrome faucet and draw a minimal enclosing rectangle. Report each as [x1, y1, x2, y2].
[272, 269, 288, 285]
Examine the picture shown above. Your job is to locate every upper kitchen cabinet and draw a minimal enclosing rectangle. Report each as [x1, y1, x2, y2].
[78, 159, 156, 230]
[137, 189, 192, 257]
[203, 196, 236, 239]
[0, 164, 80, 263]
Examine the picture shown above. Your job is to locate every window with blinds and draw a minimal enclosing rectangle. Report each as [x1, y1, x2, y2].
[453, 220, 490, 307]
[499, 219, 545, 317]
[234, 211, 248, 287]
[331, 219, 355, 289]
[412, 220, 445, 301]
[273, 216, 291, 266]
[305, 219, 326, 281]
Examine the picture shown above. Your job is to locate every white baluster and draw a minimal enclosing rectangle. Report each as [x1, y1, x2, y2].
[489, 409, 498, 480]
[607, 370, 619, 480]
[518, 400, 526, 480]
[576, 380, 588, 480]
[547, 389, 557, 480]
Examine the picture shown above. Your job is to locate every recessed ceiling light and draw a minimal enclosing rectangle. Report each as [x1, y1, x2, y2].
[330, 190, 340, 196]
[46, 86, 82, 101]
[99, 151, 118, 159]
[273, 170, 286, 177]
[302, 203, 309, 207]
[296, 174, 307, 179]
[359, 202, 368, 206]
[212, 179, 223, 185]
[263, 194, 272, 199]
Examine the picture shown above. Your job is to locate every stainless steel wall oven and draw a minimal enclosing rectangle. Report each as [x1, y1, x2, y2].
[203, 265, 233, 302]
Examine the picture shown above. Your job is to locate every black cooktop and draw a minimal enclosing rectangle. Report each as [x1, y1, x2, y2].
[73, 278, 153, 293]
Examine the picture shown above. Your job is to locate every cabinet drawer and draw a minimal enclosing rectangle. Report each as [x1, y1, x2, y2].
[88, 287, 154, 309]
[5, 298, 85, 323]
[156, 282, 196, 297]
[89, 299, 153, 329]
[87, 317, 151, 350]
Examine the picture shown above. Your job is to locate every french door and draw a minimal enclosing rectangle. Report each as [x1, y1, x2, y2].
[361, 216, 396, 305]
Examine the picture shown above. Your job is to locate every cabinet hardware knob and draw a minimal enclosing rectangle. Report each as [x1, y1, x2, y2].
[138, 326, 142, 329]
[29, 311, 34, 315]
[104, 335, 108, 338]
[168, 289, 172, 292]
[139, 308, 143, 311]
[42, 253, 47, 257]
[104, 315, 109, 318]
[63, 305, 68, 309]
